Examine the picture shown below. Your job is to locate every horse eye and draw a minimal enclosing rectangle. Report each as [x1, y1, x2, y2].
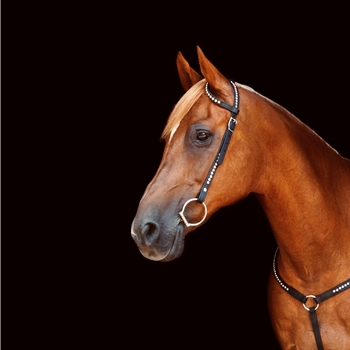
[196, 131, 210, 141]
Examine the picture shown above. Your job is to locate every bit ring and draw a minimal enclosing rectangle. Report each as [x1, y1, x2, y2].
[179, 198, 207, 227]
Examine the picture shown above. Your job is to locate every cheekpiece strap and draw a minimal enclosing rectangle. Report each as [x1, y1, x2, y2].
[197, 81, 239, 203]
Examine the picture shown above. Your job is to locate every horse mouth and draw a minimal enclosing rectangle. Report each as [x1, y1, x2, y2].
[160, 228, 185, 262]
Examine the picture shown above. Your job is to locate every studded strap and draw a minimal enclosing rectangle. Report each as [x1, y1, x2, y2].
[197, 81, 240, 203]
[273, 247, 350, 350]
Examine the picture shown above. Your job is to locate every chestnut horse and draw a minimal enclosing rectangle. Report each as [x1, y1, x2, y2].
[131, 46, 350, 349]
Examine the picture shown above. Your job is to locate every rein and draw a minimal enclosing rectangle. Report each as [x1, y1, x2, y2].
[179, 80, 240, 227]
[273, 248, 350, 350]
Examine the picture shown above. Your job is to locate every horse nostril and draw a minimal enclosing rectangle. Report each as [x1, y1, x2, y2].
[143, 222, 159, 244]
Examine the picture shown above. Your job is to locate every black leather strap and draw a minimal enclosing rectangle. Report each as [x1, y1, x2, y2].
[310, 308, 324, 350]
[273, 248, 350, 350]
[197, 81, 239, 203]
[315, 278, 350, 303]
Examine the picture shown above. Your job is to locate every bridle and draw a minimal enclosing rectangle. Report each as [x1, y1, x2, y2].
[179, 80, 240, 227]
[273, 247, 350, 350]
[177, 79, 350, 349]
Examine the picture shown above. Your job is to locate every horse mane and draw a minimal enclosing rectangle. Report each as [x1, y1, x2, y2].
[236, 83, 342, 156]
[161, 79, 206, 140]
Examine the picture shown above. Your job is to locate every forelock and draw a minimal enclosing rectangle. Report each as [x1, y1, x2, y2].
[161, 79, 206, 140]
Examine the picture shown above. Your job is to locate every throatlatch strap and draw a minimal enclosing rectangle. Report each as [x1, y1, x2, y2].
[273, 248, 350, 350]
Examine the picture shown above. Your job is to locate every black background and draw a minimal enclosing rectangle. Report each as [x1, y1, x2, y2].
[5, 3, 350, 349]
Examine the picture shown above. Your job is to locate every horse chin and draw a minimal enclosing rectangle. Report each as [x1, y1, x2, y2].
[160, 233, 185, 262]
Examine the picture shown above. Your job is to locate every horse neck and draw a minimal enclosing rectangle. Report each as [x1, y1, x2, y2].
[248, 92, 350, 281]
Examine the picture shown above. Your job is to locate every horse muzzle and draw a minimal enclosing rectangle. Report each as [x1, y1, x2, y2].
[131, 216, 185, 262]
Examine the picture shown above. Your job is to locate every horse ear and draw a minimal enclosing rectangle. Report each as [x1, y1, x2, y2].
[176, 51, 203, 91]
[196, 46, 232, 100]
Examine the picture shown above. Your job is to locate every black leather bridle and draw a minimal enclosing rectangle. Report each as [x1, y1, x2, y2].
[273, 247, 350, 350]
[179, 80, 239, 227]
[177, 79, 350, 349]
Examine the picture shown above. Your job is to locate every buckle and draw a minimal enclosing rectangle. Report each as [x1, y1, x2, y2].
[228, 117, 237, 132]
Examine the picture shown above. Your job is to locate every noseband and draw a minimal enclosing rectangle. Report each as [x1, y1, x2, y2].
[179, 80, 240, 227]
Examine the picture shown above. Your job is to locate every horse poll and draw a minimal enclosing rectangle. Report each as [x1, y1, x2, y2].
[131, 46, 350, 349]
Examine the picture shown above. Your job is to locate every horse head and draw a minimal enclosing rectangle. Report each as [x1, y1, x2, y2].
[131, 46, 263, 261]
